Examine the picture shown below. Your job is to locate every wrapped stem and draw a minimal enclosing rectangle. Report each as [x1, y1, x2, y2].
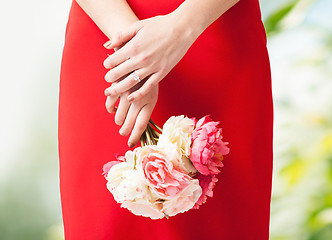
[140, 119, 162, 147]
[149, 119, 163, 133]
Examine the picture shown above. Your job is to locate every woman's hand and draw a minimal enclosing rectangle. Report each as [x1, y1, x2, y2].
[105, 82, 158, 148]
[103, 13, 200, 102]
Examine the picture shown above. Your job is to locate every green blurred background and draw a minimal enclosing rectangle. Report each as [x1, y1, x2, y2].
[0, 0, 331, 239]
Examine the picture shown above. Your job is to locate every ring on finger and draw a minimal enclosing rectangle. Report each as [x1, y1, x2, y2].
[132, 71, 141, 83]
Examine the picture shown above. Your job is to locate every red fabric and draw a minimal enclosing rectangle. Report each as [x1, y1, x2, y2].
[59, 0, 273, 239]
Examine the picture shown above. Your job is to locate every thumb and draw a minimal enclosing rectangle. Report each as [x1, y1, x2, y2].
[103, 22, 141, 50]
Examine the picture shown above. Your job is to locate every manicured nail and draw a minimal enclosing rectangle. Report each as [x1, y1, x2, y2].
[103, 40, 112, 48]
[128, 142, 134, 148]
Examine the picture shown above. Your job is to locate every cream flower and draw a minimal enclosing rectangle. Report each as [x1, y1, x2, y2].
[155, 141, 196, 174]
[158, 115, 194, 156]
[106, 161, 164, 219]
[157, 116, 196, 173]
[124, 147, 140, 169]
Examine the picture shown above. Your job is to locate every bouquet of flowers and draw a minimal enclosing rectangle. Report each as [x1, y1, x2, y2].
[102, 115, 229, 219]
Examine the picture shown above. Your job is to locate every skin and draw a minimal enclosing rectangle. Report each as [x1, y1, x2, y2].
[76, 0, 240, 148]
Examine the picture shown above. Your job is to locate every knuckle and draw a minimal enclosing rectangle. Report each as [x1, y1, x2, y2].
[139, 54, 148, 63]
[158, 68, 166, 77]
[145, 83, 154, 92]
[135, 91, 143, 100]
[130, 42, 139, 55]
[139, 52, 152, 63]
[148, 80, 157, 88]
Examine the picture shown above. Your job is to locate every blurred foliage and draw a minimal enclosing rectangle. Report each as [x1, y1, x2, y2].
[271, 111, 332, 239]
[264, 0, 332, 239]
[264, 0, 299, 35]
[0, 122, 62, 240]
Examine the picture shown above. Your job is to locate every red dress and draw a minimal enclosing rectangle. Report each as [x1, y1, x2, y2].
[59, 0, 273, 239]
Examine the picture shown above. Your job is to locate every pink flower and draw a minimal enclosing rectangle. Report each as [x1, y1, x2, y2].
[193, 173, 218, 209]
[190, 115, 229, 175]
[137, 146, 192, 199]
[102, 155, 125, 177]
[162, 179, 202, 217]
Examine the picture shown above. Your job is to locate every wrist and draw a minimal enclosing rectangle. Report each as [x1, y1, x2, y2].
[169, 2, 208, 42]
[104, 16, 139, 39]
[166, 13, 201, 48]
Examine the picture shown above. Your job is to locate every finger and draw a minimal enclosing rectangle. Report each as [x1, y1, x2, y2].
[105, 95, 119, 113]
[104, 58, 137, 83]
[103, 48, 130, 70]
[114, 93, 130, 126]
[105, 69, 151, 96]
[127, 73, 160, 102]
[103, 22, 141, 50]
[118, 103, 141, 137]
[127, 104, 153, 148]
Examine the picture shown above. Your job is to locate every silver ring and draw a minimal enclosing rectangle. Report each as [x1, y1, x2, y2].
[132, 71, 141, 83]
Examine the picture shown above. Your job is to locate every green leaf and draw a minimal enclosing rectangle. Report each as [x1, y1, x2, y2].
[264, 0, 299, 35]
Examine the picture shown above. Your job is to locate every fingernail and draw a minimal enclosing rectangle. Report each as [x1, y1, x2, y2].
[103, 40, 112, 48]
[128, 142, 134, 148]
[104, 89, 109, 96]
[127, 95, 134, 102]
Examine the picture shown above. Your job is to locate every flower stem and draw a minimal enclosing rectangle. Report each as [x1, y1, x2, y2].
[140, 136, 145, 147]
[145, 128, 152, 145]
[149, 119, 163, 133]
[148, 124, 158, 145]
[140, 119, 162, 146]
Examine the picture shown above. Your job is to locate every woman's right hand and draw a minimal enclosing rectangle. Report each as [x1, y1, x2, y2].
[103, 14, 201, 103]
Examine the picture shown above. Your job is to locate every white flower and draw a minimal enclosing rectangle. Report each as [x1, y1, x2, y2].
[157, 115, 196, 173]
[158, 115, 194, 156]
[162, 179, 202, 217]
[124, 147, 140, 169]
[106, 162, 131, 198]
[106, 160, 164, 219]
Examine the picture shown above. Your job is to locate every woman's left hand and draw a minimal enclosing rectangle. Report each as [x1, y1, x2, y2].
[105, 82, 159, 148]
[103, 13, 200, 102]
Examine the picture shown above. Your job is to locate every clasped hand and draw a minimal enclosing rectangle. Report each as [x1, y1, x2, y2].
[103, 13, 198, 148]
